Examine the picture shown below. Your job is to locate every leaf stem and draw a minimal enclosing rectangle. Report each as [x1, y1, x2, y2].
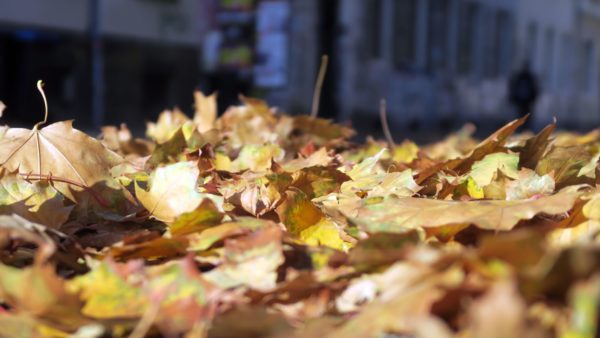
[33, 80, 48, 130]
[19, 172, 110, 208]
[379, 99, 396, 150]
[310, 55, 329, 119]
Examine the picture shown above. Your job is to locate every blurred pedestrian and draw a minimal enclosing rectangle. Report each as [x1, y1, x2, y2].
[508, 61, 539, 128]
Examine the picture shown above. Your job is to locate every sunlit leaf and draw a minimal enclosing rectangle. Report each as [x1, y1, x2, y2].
[135, 161, 221, 222]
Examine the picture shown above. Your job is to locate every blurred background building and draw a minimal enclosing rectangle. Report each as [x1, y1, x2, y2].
[0, 0, 599, 135]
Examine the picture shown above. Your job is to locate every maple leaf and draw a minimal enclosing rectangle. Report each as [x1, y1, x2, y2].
[229, 144, 285, 172]
[505, 169, 555, 200]
[282, 147, 333, 172]
[169, 199, 224, 236]
[416, 116, 527, 189]
[0, 261, 86, 330]
[348, 186, 583, 232]
[548, 191, 600, 247]
[3, 84, 600, 337]
[468, 152, 519, 188]
[193, 90, 218, 133]
[100, 123, 154, 158]
[219, 171, 291, 216]
[0, 169, 72, 228]
[276, 189, 325, 234]
[146, 107, 191, 143]
[67, 260, 148, 319]
[515, 122, 556, 169]
[0, 120, 123, 203]
[145, 258, 220, 334]
[187, 217, 275, 252]
[216, 96, 282, 149]
[292, 115, 355, 145]
[204, 226, 284, 291]
[299, 218, 352, 251]
[135, 161, 222, 222]
[467, 281, 527, 338]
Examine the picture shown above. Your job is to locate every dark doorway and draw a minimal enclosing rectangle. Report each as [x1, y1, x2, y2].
[0, 29, 89, 128]
[317, 0, 339, 120]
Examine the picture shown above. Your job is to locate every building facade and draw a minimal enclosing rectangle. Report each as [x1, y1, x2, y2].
[0, 0, 209, 128]
[2, 0, 600, 131]
[328, 0, 600, 130]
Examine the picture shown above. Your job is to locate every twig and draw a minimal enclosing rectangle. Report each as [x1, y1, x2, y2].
[379, 99, 396, 150]
[310, 55, 329, 118]
[19, 172, 110, 208]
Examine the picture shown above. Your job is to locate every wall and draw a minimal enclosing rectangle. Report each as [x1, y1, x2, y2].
[515, 0, 600, 127]
[0, 0, 205, 46]
[101, 0, 203, 46]
[264, 0, 319, 115]
[0, 0, 88, 33]
[338, 0, 519, 130]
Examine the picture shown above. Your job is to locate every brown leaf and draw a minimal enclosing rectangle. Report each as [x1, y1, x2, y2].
[0, 121, 124, 203]
[516, 122, 556, 169]
[417, 116, 526, 189]
[348, 186, 583, 232]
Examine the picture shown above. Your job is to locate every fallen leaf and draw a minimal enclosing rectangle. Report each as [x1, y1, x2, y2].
[0, 169, 72, 228]
[467, 281, 527, 338]
[204, 226, 284, 291]
[229, 144, 284, 172]
[276, 189, 325, 234]
[169, 199, 224, 236]
[299, 218, 352, 251]
[469, 152, 519, 187]
[193, 91, 218, 133]
[0, 121, 123, 203]
[348, 187, 583, 232]
[146, 108, 190, 143]
[505, 169, 555, 200]
[135, 161, 221, 222]
[67, 260, 147, 319]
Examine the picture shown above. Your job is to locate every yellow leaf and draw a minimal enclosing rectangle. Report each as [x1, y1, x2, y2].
[67, 262, 147, 319]
[276, 189, 324, 234]
[300, 218, 352, 251]
[230, 144, 284, 172]
[466, 176, 485, 199]
[392, 140, 419, 163]
[469, 152, 519, 188]
[135, 161, 220, 222]
[193, 91, 218, 133]
[146, 108, 190, 143]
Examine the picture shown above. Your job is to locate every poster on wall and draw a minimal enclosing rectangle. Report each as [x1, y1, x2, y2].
[254, 0, 290, 88]
[219, 0, 254, 11]
[216, 0, 255, 72]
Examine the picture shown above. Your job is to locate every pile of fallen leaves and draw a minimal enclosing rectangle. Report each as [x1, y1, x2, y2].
[0, 88, 599, 338]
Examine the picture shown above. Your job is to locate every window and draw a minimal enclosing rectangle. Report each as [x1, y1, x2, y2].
[392, 0, 417, 67]
[427, 0, 450, 71]
[582, 40, 595, 91]
[366, 0, 383, 59]
[559, 34, 573, 90]
[526, 22, 538, 66]
[487, 9, 511, 78]
[457, 2, 479, 75]
[543, 29, 555, 88]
